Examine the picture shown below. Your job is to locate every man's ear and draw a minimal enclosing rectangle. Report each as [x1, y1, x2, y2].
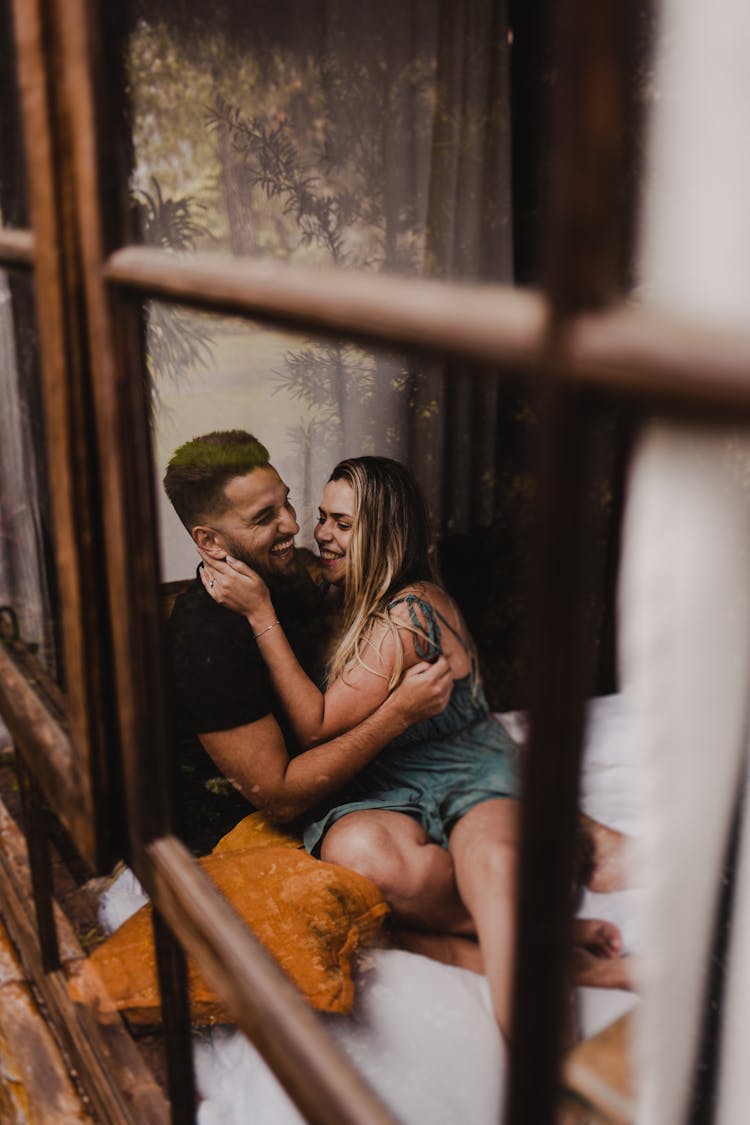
[191, 525, 227, 558]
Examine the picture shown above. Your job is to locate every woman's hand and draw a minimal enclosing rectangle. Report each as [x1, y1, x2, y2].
[198, 552, 275, 627]
[389, 656, 453, 727]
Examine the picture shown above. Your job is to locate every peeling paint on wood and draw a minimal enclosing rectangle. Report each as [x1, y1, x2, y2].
[0, 937, 94, 1123]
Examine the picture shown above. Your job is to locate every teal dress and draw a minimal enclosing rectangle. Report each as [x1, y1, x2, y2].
[303, 594, 520, 854]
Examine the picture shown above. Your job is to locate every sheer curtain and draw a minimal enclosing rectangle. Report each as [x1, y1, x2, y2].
[405, 0, 513, 531]
[128, 0, 513, 577]
[621, 1, 750, 1120]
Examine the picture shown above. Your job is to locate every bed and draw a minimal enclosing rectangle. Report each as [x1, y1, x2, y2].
[98, 694, 642, 1124]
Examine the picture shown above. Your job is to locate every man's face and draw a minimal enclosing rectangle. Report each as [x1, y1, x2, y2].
[204, 466, 299, 583]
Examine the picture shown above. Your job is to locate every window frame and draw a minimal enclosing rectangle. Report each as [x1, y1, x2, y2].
[1, 0, 746, 1122]
[1, 0, 121, 873]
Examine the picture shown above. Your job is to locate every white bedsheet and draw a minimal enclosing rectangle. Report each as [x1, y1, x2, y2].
[193, 951, 506, 1125]
[99, 694, 641, 1123]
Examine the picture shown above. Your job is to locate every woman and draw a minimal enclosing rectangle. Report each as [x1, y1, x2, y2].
[201, 456, 625, 1036]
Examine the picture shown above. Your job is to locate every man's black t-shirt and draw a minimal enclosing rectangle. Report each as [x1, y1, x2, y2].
[167, 560, 328, 854]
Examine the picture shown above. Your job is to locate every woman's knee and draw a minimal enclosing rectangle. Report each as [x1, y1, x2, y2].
[321, 814, 452, 901]
[321, 816, 394, 873]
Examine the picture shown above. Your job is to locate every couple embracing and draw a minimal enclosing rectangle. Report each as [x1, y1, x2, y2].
[165, 429, 630, 1043]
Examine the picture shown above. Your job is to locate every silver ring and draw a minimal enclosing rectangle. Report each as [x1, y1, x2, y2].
[209, 578, 215, 588]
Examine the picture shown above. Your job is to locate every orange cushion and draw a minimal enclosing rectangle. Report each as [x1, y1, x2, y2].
[212, 811, 303, 853]
[69, 847, 389, 1025]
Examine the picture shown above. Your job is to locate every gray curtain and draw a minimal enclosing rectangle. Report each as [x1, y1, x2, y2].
[130, 0, 513, 572]
[296, 0, 514, 532]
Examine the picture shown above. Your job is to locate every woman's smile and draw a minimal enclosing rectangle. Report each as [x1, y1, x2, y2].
[314, 479, 354, 586]
[319, 547, 344, 563]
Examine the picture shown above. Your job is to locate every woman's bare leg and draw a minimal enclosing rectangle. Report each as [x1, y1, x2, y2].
[321, 809, 473, 933]
[394, 930, 484, 974]
[579, 814, 633, 892]
[448, 798, 520, 1040]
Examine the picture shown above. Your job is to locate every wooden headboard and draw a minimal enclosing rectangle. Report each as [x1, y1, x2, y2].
[160, 578, 192, 620]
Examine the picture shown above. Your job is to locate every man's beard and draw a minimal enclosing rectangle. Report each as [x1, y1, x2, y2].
[221, 536, 296, 591]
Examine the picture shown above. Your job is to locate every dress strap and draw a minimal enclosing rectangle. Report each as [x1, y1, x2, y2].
[387, 592, 473, 665]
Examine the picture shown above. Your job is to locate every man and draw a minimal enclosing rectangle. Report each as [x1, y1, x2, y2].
[163, 429, 454, 858]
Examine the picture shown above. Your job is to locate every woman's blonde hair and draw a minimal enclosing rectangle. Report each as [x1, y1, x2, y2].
[326, 457, 438, 688]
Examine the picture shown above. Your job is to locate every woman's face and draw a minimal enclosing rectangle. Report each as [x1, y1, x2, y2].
[314, 478, 354, 587]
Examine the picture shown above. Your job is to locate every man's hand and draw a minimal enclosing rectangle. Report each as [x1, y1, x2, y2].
[390, 656, 453, 727]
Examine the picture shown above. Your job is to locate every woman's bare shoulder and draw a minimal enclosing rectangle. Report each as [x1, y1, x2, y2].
[385, 582, 452, 633]
[388, 580, 455, 613]
[384, 583, 474, 676]
[389, 581, 470, 649]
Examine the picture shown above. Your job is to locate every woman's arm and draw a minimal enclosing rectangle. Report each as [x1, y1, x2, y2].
[200, 554, 407, 746]
[198, 656, 453, 822]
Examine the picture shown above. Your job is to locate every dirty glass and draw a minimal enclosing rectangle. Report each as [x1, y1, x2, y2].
[125, 0, 513, 284]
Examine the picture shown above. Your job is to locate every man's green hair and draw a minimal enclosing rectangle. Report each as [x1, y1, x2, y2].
[163, 430, 270, 531]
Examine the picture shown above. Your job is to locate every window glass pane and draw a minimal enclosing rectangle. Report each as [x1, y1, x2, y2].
[126, 0, 512, 282]
[0, 269, 62, 683]
[0, 0, 29, 229]
[150, 304, 531, 849]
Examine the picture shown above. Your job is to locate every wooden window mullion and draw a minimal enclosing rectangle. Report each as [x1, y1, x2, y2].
[507, 1, 644, 1121]
[152, 909, 198, 1125]
[103, 245, 750, 421]
[10, 0, 119, 869]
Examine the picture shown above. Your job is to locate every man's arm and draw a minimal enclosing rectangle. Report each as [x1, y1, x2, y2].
[198, 656, 453, 823]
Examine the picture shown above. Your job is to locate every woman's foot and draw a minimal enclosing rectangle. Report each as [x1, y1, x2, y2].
[394, 918, 637, 991]
[572, 948, 636, 990]
[571, 918, 636, 990]
[574, 917, 622, 958]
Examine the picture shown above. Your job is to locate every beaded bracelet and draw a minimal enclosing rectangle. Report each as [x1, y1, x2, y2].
[253, 619, 280, 640]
